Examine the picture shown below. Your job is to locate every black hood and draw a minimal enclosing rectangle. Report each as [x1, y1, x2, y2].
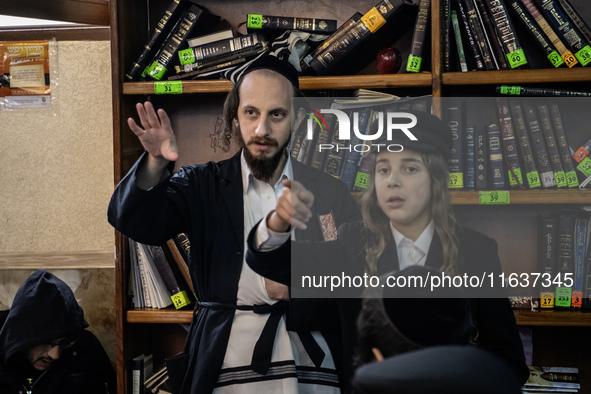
[0, 270, 88, 366]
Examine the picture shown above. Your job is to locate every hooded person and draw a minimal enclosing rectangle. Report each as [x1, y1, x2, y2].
[0, 270, 115, 394]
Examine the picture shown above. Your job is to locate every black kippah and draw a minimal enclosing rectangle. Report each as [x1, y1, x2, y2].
[239, 55, 300, 89]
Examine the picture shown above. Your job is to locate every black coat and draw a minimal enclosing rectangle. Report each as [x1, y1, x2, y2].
[107, 152, 361, 394]
[0, 270, 115, 394]
[246, 221, 530, 386]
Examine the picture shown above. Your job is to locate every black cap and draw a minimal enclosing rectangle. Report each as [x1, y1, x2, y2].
[379, 266, 473, 347]
[239, 55, 300, 89]
[371, 110, 452, 159]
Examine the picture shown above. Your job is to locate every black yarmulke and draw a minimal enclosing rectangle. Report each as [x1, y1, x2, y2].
[239, 55, 300, 89]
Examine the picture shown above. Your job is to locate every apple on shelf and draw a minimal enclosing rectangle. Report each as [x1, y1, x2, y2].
[376, 46, 402, 74]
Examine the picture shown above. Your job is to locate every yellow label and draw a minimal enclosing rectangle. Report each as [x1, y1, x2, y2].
[540, 292, 554, 308]
[448, 173, 463, 188]
[171, 290, 192, 309]
[479, 191, 510, 205]
[562, 50, 578, 68]
[361, 7, 386, 33]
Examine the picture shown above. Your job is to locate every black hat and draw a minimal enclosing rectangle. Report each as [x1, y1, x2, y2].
[239, 55, 300, 89]
[371, 109, 452, 159]
[378, 266, 473, 348]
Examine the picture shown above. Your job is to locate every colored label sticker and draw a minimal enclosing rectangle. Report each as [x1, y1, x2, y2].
[526, 171, 541, 188]
[354, 172, 370, 189]
[448, 173, 464, 189]
[154, 81, 182, 95]
[147, 62, 167, 81]
[506, 49, 528, 69]
[555, 287, 572, 307]
[508, 168, 523, 186]
[178, 48, 195, 66]
[574, 45, 591, 66]
[554, 171, 567, 188]
[479, 191, 510, 205]
[406, 55, 422, 73]
[573, 145, 590, 163]
[171, 291, 192, 309]
[577, 157, 591, 177]
[566, 171, 579, 188]
[247, 14, 263, 29]
[500, 85, 521, 95]
[571, 291, 583, 308]
[547, 50, 564, 68]
[562, 50, 578, 68]
[539, 292, 555, 308]
[361, 7, 386, 33]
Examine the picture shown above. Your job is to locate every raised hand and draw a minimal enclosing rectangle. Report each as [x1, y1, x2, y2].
[268, 180, 314, 232]
[128, 101, 178, 162]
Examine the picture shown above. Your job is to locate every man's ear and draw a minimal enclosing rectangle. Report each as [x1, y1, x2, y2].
[372, 347, 384, 362]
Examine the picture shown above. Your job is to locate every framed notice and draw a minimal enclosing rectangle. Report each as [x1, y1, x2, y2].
[0, 40, 52, 109]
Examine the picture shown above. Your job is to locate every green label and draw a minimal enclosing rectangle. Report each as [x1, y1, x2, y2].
[354, 172, 370, 189]
[154, 81, 183, 95]
[526, 171, 541, 188]
[555, 287, 572, 307]
[506, 48, 527, 69]
[406, 55, 422, 73]
[171, 290, 192, 309]
[500, 85, 521, 95]
[547, 51, 564, 68]
[554, 171, 567, 188]
[566, 170, 579, 188]
[147, 62, 167, 81]
[574, 45, 591, 66]
[479, 191, 510, 205]
[178, 48, 195, 66]
[508, 168, 523, 185]
[247, 14, 263, 29]
[448, 173, 463, 188]
[577, 156, 591, 177]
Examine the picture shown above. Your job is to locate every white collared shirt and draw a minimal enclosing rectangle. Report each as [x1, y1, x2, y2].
[390, 220, 435, 270]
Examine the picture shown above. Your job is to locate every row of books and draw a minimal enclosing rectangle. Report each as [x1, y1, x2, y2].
[442, 0, 591, 72]
[126, 0, 420, 81]
[128, 233, 195, 310]
[445, 97, 591, 191]
[523, 366, 580, 393]
[132, 355, 172, 394]
[536, 209, 591, 310]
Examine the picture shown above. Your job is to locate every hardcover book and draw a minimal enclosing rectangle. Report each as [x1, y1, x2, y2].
[407, 0, 431, 72]
[484, 0, 529, 68]
[522, 101, 556, 188]
[475, 124, 489, 189]
[246, 14, 338, 34]
[509, 100, 541, 189]
[487, 123, 506, 189]
[538, 215, 557, 308]
[474, 0, 510, 69]
[536, 103, 567, 188]
[496, 98, 524, 188]
[464, 124, 476, 190]
[445, 100, 464, 189]
[548, 104, 579, 188]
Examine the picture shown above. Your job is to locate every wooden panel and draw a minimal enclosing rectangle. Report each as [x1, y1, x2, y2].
[450, 190, 591, 205]
[0, 0, 109, 26]
[442, 68, 591, 85]
[515, 310, 591, 327]
[0, 251, 114, 269]
[127, 309, 193, 324]
[0, 26, 109, 41]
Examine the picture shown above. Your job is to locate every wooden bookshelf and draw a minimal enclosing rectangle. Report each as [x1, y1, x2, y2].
[450, 189, 591, 205]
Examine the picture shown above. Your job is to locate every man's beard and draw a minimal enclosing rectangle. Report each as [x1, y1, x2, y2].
[240, 135, 290, 182]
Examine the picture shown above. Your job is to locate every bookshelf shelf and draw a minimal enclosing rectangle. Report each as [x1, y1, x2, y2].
[441, 68, 591, 86]
[450, 190, 591, 205]
[126, 308, 591, 327]
[121, 73, 434, 95]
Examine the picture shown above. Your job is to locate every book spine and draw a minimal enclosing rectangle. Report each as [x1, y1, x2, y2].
[534, 0, 591, 66]
[538, 215, 557, 308]
[407, 0, 431, 72]
[522, 101, 556, 188]
[572, 216, 588, 308]
[126, 0, 182, 81]
[177, 40, 266, 73]
[446, 100, 465, 189]
[584, 236, 591, 309]
[497, 85, 591, 96]
[247, 14, 338, 33]
[352, 150, 374, 192]
[302, 12, 363, 71]
[171, 57, 249, 80]
[507, 0, 565, 67]
[556, 0, 591, 43]
[548, 104, 579, 188]
[181, 33, 265, 66]
[464, 125, 476, 190]
[456, 0, 486, 70]
[339, 108, 372, 190]
[509, 100, 541, 188]
[463, 0, 496, 69]
[309, 112, 337, 170]
[475, 124, 489, 189]
[556, 213, 575, 308]
[132, 357, 144, 394]
[322, 114, 348, 178]
[536, 103, 567, 188]
[146, 5, 205, 80]
[519, 0, 578, 67]
[487, 123, 506, 189]
[451, 10, 469, 71]
[484, 0, 529, 68]
[290, 114, 311, 162]
[474, 0, 510, 69]
[442, 0, 453, 71]
[496, 98, 524, 188]
[164, 238, 196, 296]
